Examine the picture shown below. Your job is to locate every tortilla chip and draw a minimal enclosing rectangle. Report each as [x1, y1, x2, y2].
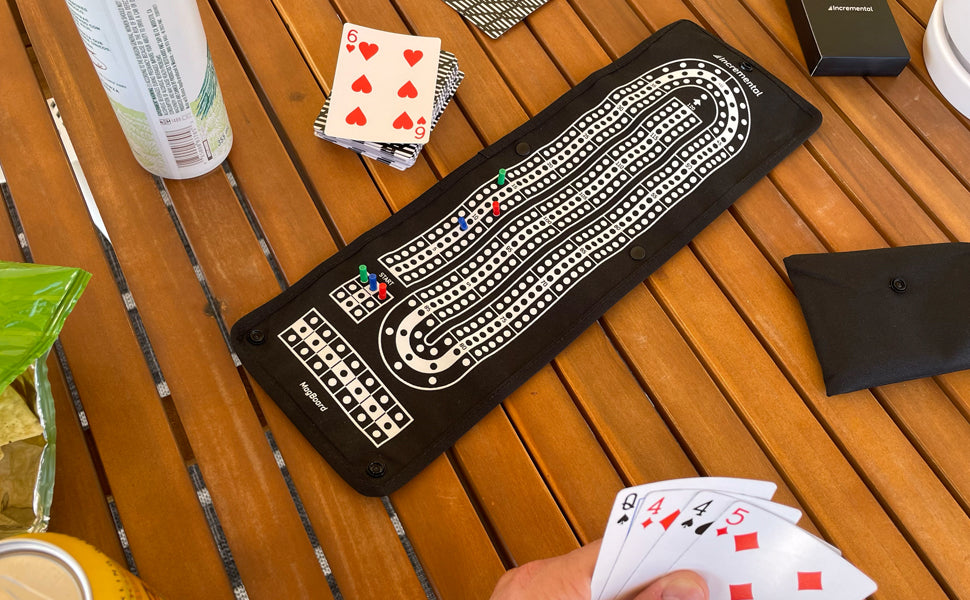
[0, 438, 43, 509]
[0, 383, 43, 446]
[0, 511, 25, 529]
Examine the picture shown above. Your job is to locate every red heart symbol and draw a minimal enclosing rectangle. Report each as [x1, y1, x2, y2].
[392, 111, 414, 130]
[359, 42, 379, 60]
[417, 117, 427, 125]
[397, 80, 418, 98]
[345, 107, 367, 126]
[403, 49, 423, 66]
[346, 44, 355, 53]
[351, 74, 372, 93]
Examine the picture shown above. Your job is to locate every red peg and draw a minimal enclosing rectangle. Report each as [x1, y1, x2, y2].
[378, 282, 387, 300]
[492, 200, 500, 216]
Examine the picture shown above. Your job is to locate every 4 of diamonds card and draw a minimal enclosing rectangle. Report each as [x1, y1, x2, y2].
[325, 24, 441, 145]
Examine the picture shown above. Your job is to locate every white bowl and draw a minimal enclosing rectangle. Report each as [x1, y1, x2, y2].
[925, 0, 970, 117]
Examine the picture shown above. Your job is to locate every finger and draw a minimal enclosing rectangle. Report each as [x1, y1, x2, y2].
[631, 570, 709, 600]
[487, 540, 605, 600]
[571, 539, 606, 584]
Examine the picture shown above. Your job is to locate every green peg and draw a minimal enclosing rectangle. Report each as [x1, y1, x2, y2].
[497, 168, 507, 185]
[359, 265, 368, 283]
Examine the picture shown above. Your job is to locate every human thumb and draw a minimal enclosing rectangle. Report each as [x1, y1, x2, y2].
[631, 570, 709, 600]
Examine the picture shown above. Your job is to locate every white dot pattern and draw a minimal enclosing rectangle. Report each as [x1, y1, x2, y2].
[329, 275, 394, 324]
[278, 309, 413, 447]
[376, 60, 750, 390]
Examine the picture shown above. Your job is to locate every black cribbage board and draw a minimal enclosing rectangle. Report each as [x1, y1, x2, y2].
[231, 20, 822, 496]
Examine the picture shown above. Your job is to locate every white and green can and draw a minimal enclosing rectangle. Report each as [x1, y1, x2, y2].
[65, 0, 232, 179]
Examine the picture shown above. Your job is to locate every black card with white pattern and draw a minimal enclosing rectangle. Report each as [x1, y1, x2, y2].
[231, 21, 822, 496]
[443, 0, 553, 39]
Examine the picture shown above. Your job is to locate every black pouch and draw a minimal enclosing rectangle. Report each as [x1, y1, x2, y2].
[785, 243, 970, 396]
[231, 20, 822, 495]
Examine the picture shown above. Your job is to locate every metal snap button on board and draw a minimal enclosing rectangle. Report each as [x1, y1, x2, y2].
[366, 461, 386, 478]
[890, 277, 908, 293]
[630, 246, 647, 260]
[246, 329, 266, 345]
[740, 61, 754, 72]
[515, 141, 532, 156]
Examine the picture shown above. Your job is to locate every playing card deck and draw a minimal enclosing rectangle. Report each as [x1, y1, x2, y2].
[315, 50, 463, 170]
[326, 24, 441, 144]
[592, 478, 877, 600]
[443, 0, 553, 39]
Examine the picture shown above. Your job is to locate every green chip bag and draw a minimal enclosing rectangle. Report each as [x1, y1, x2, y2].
[0, 261, 90, 536]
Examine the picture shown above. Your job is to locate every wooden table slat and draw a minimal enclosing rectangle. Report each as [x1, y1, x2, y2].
[208, 0, 393, 244]
[554, 327, 700, 489]
[761, 148, 889, 254]
[525, 2, 613, 87]
[648, 246, 950, 599]
[567, 0, 653, 58]
[629, 2, 949, 249]
[16, 2, 346, 597]
[5, 5, 237, 596]
[164, 154, 431, 600]
[502, 357, 625, 543]
[692, 208, 970, 592]
[468, 23, 572, 116]
[450, 404, 582, 564]
[44, 362, 128, 566]
[599, 287, 814, 527]
[390, 456, 508, 600]
[744, 0, 970, 241]
[0, 137, 124, 564]
[198, 2, 340, 280]
[897, 0, 935, 25]
[730, 178, 970, 517]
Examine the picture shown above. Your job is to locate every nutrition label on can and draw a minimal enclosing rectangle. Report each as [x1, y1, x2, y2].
[66, 0, 232, 178]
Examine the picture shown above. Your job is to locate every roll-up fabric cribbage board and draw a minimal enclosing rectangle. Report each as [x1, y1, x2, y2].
[231, 20, 822, 496]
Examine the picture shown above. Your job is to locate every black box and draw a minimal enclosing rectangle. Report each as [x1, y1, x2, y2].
[786, 0, 910, 75]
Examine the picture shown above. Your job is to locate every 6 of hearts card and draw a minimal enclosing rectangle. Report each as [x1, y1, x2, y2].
[325, 24, 441, 145]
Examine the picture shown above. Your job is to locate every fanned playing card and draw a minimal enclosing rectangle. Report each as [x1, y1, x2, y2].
[592, 478, 778, 600]
[670, 500, 877, 600]
[325, 24, 441, 144]
[613, 491, 804, 598]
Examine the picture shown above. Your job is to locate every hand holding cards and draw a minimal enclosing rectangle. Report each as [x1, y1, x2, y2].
[592, 478, 876, 600]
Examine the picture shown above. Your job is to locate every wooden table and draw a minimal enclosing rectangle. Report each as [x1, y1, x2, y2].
[2, 0, 969, 598]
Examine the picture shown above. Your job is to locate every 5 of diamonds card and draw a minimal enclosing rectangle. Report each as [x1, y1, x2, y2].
[670, 500, 877, 600]
[325, 24, 441, 145]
